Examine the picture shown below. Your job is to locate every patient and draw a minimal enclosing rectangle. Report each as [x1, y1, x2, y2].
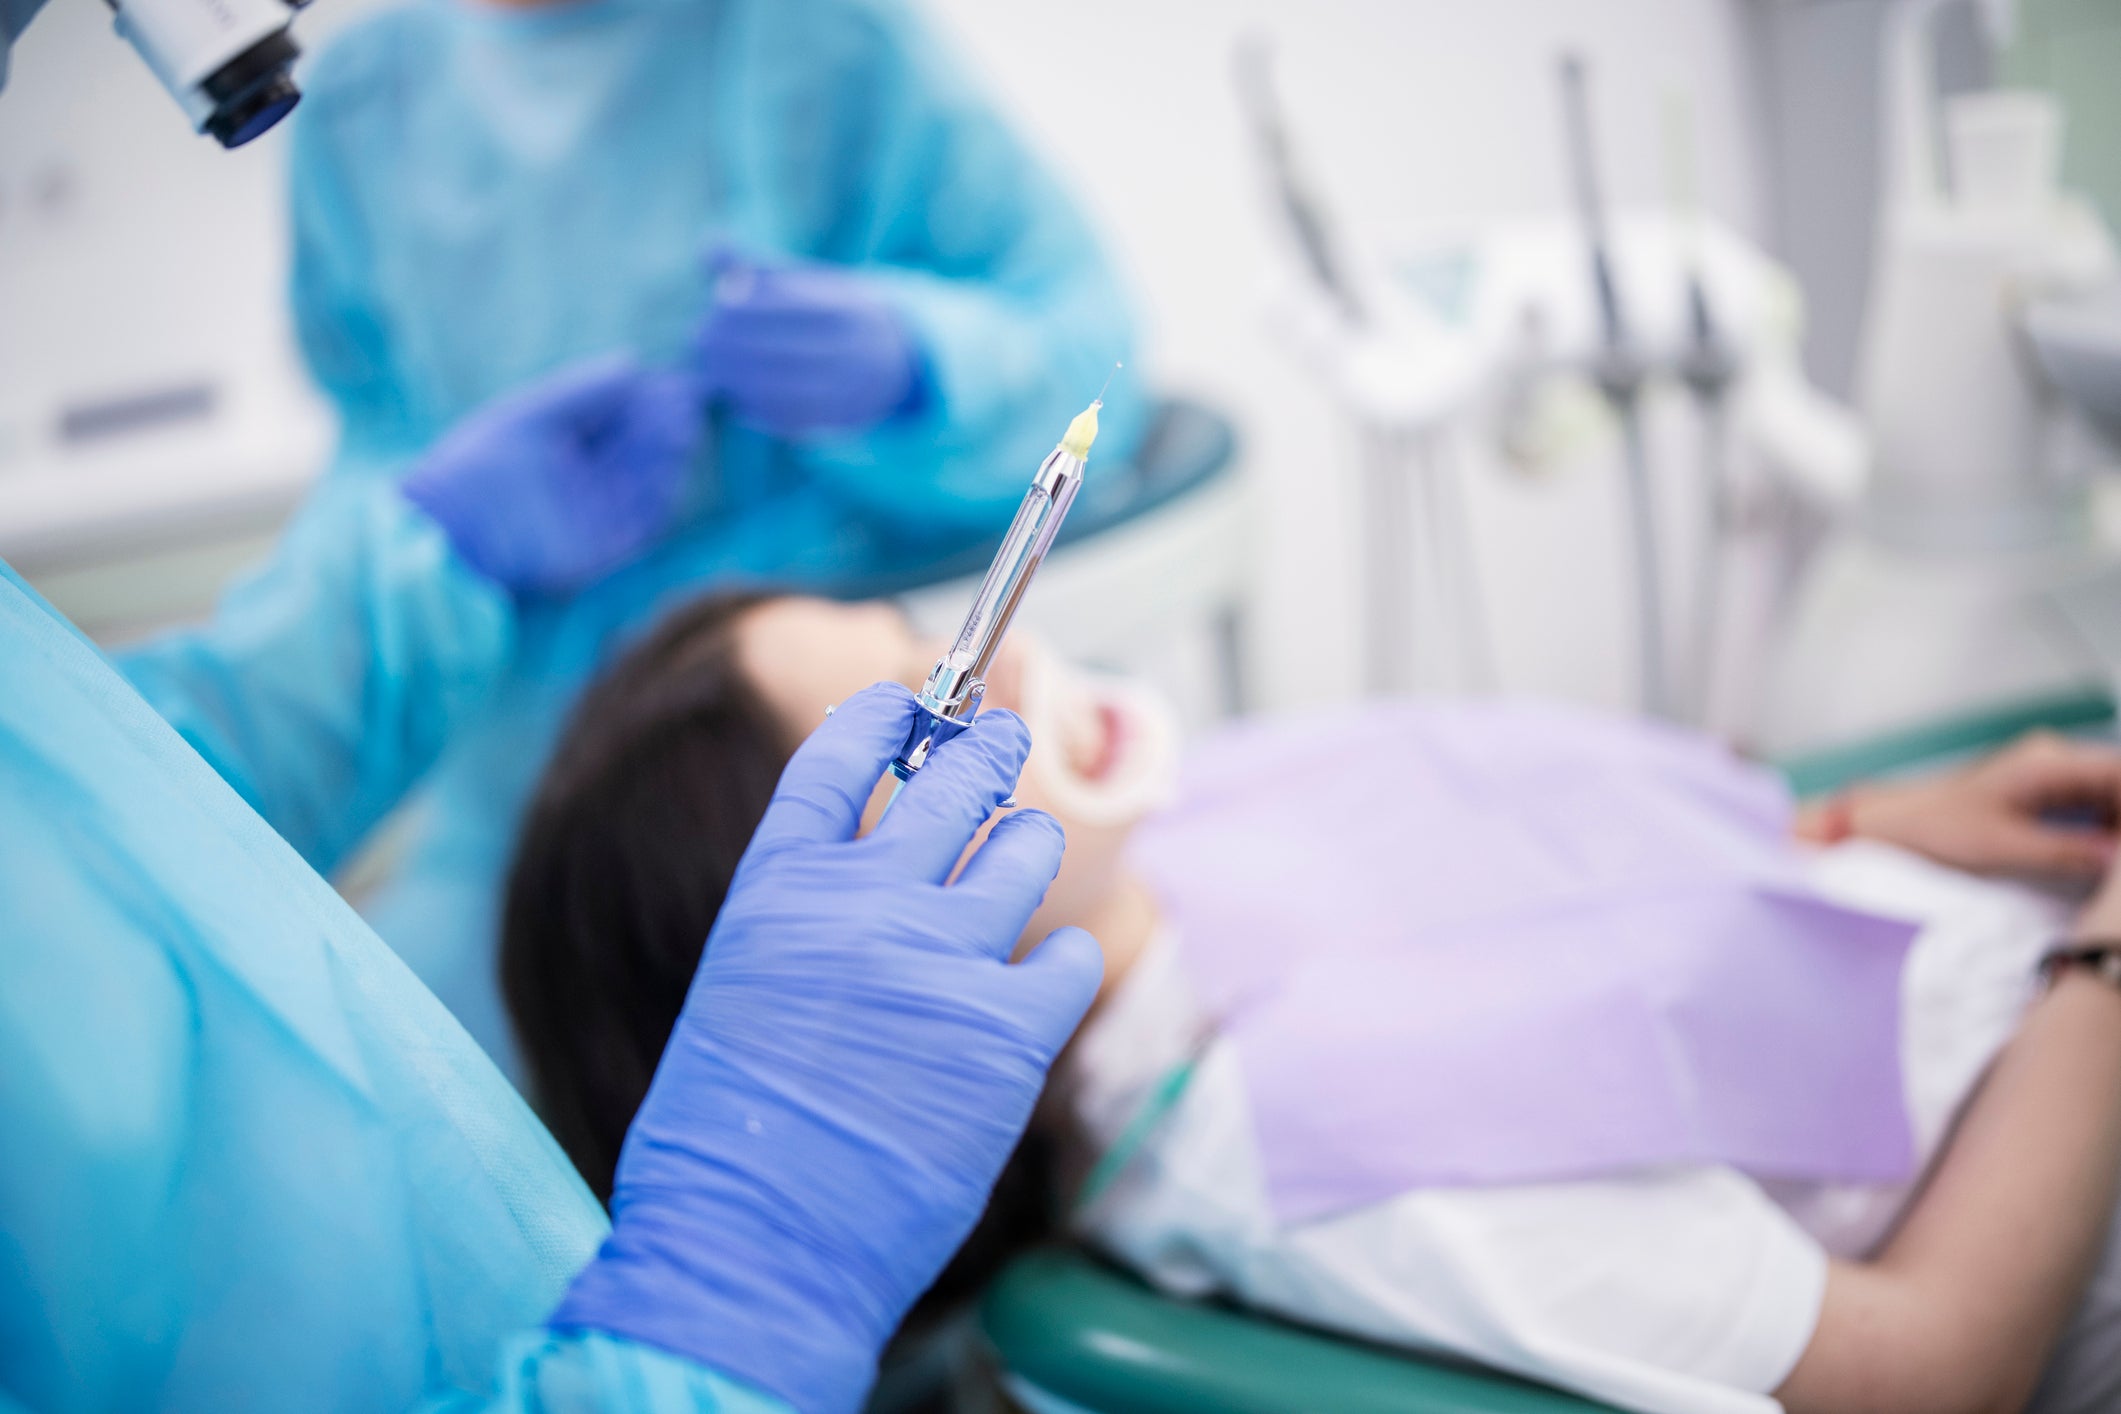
[502, 591, 2121, 1414]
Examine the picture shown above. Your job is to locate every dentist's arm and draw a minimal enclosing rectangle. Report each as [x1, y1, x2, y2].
[121, 355, 698, 875]
[118, 483, 517, 875]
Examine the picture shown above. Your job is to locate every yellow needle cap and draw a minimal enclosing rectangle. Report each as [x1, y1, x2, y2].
[1060, 400, 1101, 458]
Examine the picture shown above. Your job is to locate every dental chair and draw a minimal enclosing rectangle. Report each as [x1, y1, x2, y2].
[982, 1249, 1617, 1414]
[975, 685, 2121, 1414]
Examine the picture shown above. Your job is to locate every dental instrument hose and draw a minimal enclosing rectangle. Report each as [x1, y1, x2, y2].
[1664, 89, 1740, 726]
[1559, 52, 1671, 720]
[888, 391, 1108, 783]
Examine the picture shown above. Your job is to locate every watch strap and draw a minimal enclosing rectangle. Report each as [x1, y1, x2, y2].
[2039, 939, 2121, 990]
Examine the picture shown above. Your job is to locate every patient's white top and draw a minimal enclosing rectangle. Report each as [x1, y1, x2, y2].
[1066, 841, 2066, 1414]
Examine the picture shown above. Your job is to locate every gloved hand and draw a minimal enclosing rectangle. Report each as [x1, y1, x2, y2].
[400, 353, 698, 593]
[551, 683, 1104, 1414]
[689, 243, 926, 437]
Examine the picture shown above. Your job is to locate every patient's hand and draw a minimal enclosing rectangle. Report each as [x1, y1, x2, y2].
[1798, 731, 2121, 882]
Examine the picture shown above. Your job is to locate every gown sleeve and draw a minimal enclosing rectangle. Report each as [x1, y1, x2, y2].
[423, 1332, 792, 1414]
[116, 484, 514, 876]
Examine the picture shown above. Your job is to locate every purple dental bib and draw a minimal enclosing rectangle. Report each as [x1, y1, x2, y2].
[1127, 700, 1919, 1226]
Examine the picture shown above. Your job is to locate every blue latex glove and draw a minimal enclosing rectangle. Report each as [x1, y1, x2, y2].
[552, 683, 1103, 1414]
[400, 353, 698, 593]
[690, 244, 926, 437]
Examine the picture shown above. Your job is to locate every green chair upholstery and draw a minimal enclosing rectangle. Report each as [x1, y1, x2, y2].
[983, 1249, 1619, 1413]
[1776, 687, 2115, 798]
[978, 688, 2119, 1413]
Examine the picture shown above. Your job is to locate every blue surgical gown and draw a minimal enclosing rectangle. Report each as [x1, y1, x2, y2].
[283, 0, 1143, 1077]
[0, 505, 786, 1413]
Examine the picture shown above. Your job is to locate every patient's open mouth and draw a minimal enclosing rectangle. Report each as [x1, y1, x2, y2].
[1023, 645, 1177, 824]
[1082, 700, 1126, 783]
[1059, 678, 1134, 786]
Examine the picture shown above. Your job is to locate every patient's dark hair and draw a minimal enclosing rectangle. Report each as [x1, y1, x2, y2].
[501, 589, 1059, 1329]
[501, 590, 786, 1198]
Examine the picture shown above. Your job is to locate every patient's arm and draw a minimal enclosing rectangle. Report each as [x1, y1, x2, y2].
[1774, 871, 2121, 1414]
[1793, 732, 2121, 883]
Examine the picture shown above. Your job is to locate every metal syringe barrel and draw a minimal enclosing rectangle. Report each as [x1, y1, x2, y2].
[889, 440, 1088, 781]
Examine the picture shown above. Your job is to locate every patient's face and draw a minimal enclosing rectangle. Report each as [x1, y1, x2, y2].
[732, 596, 1148, 950]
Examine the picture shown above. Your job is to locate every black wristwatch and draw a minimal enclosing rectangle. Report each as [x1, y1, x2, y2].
[2039, 940, 2121, 991]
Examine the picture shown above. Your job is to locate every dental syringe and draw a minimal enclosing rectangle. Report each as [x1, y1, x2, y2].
[888, 392, 1107, 782]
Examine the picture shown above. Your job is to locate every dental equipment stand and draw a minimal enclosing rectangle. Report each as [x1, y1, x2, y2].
[1240, 40, 1862, 719]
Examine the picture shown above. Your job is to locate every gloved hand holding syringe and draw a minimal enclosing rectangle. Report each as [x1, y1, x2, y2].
[889, 372, 1117, 789]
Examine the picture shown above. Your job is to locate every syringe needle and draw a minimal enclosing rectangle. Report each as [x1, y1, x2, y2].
[1094, 361, 1122, 405]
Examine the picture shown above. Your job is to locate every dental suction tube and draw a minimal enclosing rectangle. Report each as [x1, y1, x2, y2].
[1233, 35, 1367, 328]
[889, 398, 1105, 782]
[108, 0, 304, 148]
[1557, 51, 1670, 720]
